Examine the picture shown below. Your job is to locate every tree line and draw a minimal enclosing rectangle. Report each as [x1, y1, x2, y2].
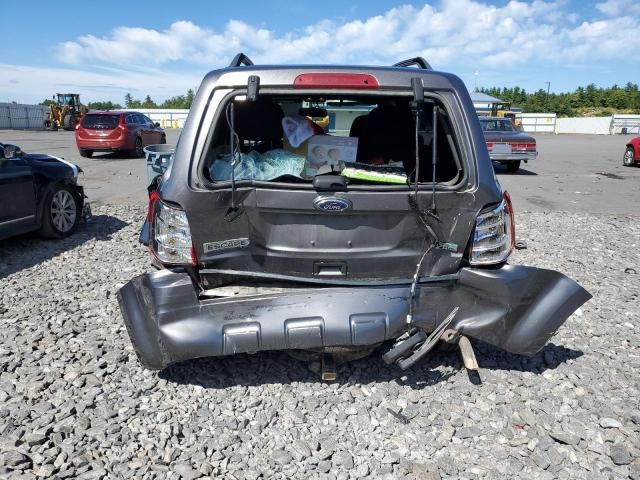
[40, 89, 196, 111]
[39, 83, 640, 117]
[478, 83, 640, 117]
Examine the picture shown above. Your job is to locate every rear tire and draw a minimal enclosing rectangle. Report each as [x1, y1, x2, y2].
[623, 147, 635, 166]
[62, 114, 75, 131]
[132, 137, 144, 158]
[506, 160, 521, 173]
[40, 185, 81, 238]
[43, 119, 56, 131]
[79, 149, 93, 158]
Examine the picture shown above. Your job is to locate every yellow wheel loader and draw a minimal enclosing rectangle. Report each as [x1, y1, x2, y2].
[492, 102, 522, 129]
[43, 94, 88, 131]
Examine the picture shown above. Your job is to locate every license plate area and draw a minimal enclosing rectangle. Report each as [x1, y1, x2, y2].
[492, 143, 512, 154]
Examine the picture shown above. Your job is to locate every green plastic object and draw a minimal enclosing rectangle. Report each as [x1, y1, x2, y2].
[342, 164, 407, 184]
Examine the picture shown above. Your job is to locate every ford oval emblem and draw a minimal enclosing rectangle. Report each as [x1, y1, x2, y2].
[313, 196, 353, 212]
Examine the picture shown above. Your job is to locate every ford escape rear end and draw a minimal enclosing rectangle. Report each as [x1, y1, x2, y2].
[117, 54, 591, 374]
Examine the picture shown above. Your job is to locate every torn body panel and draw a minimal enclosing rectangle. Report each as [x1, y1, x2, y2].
[117, 265, 591, 370]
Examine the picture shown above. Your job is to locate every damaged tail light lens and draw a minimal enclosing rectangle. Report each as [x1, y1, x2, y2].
[470, 192, 515, 266]
[147, 190, 160, 223]
[151, 199, 196, 266]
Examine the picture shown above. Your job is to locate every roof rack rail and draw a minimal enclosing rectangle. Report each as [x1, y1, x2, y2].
[393, 57, 432, 70]
[229, 53, 254, 67]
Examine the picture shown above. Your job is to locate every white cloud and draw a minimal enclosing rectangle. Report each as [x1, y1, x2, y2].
[0, 64, 202, 104]
[54, 1, 640, 72]
[3, 1, 639, 103]
[596, 0, 640, 16]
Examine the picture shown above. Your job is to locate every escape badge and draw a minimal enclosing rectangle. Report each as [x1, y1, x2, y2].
[203, 238, 250, 254]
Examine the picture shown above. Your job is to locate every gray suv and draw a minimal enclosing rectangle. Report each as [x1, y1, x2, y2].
[117, 54, 590, 376]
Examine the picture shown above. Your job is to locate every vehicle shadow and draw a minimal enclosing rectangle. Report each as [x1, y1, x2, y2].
[494, 165, 538, 176]
[88, 152, 138, 161]
[471, 341, 583, 373]
[0, 214, 128, 280]
[159, 341, 582, 390]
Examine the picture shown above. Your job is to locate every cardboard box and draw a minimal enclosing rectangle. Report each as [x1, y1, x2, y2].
[306, 135, 358, 177]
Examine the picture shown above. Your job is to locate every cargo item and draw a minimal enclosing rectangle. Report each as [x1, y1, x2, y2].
[210, 149, 305, 181]
[341, 162, 407, 184]
[282, 115, 324, 147]
[306, 135, 358, 177]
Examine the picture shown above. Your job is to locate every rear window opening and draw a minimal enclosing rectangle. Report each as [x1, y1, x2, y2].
[479, 118, 519, 132]
[81, 114, 120, 130]
[201, 93, 463, 187]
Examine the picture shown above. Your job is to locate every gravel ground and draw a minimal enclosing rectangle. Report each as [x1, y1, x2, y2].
[0, 205, 638, 480]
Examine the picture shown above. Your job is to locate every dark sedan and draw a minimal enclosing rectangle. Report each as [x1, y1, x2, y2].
[480, 117, 538, 172]
[0, 143, 88, 241]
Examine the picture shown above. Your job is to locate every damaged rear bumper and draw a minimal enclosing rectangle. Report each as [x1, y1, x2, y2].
[117, 265, 591, 370]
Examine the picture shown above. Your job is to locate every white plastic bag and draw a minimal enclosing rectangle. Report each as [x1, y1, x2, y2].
[210, 149, 305, 182]
[281, 115, 322, 148]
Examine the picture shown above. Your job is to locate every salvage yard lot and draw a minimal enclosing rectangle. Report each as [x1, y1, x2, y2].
[1, 130, 639, 213]
[0, 130, 639, 479]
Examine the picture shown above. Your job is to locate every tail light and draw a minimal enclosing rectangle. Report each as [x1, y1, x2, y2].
[147, 190, 160, 223]
[469, 192, 515, 265]
[149, 196, 196, 266]
[511, 142, 536, 151]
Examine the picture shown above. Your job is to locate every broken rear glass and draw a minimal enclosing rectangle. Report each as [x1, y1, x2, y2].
[201, 94, 462, 186]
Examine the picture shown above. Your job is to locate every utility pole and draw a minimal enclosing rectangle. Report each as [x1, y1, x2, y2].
[545, 81, 551, 112]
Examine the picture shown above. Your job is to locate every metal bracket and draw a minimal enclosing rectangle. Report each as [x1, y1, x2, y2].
[393, 57, 432, 70]
[411, 77, 424, 104]
[229, 52, 254, 67]
[458, 335, 479, 371]
[441, 328, 461, 344]
[397, 307, 458, 370]
[382, 307, 459, 370]
[382, 328, 427, 365]
[247, 75, 260, 102]
[321, 352, 337, 381]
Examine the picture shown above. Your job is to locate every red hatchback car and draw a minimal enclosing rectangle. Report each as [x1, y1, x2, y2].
[75, 111, 166, 158]
[624, 136, 640, 166]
